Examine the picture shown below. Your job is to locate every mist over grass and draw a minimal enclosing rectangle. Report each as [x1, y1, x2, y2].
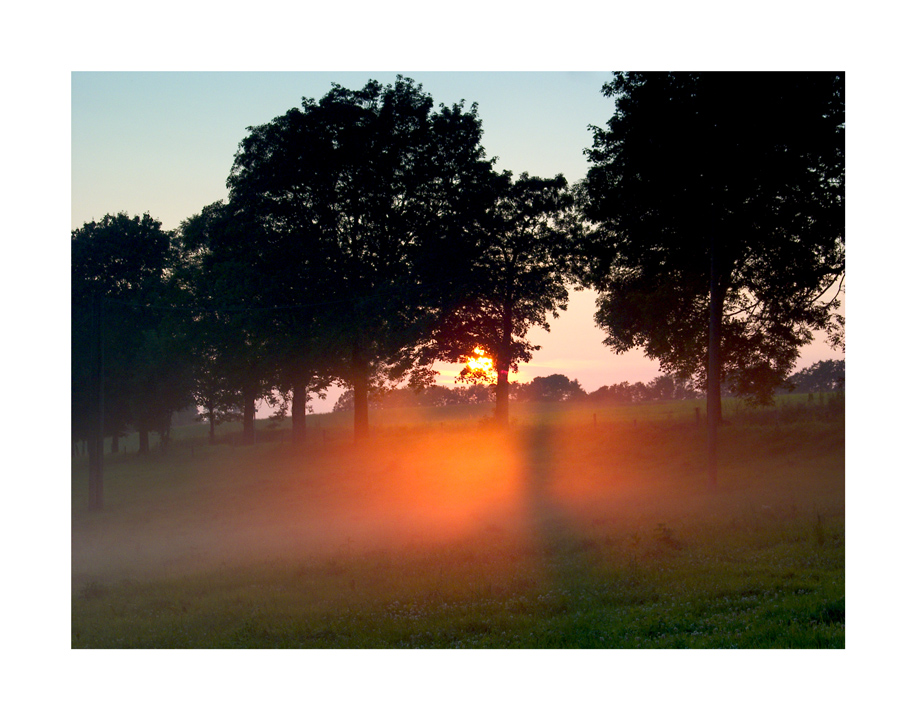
[72, 396, 844, 648]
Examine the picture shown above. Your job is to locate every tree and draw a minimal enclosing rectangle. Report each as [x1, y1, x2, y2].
[72, 212, 181, 446]
[227, 77, 494, 440]
[518, 374, 586, 403]
[432, 172, 581, 425]
[176, 200, 275, 446]
[128, 318, 195, 453]
[72, 213, 183, 506]
[786, 359, 845, 394]
[582, 72, 844, 486]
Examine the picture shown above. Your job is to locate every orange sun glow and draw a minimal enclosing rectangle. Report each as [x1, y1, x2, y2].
[465, 347, 494, 374]
[468, 347, 493, 372]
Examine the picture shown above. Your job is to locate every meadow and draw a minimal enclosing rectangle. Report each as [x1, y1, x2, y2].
[71, 394, 844, 648]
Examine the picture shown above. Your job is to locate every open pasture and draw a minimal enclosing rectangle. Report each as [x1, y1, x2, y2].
[71, 397, 844, 648]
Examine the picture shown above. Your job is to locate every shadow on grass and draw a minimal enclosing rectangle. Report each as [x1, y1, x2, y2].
[521, 418, 608, 610]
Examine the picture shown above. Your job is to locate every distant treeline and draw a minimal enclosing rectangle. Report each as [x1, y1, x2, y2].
[333, 372, 699, 412]
[783, 359, 844, 394]
[332, 359, 844, 412]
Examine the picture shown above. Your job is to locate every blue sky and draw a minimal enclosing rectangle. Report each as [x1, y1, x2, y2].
[71, 72, 613, 230]
[71, 71, 844, 411]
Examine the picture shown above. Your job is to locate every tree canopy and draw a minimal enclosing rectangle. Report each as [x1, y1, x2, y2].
[226, 77, 495, 439]
[582, 72, 844, 410]
[581, 72, 844, 486]
[72, 212, 191, 455]
[786, 359, 845, 394]
[431, 171, 581, 424]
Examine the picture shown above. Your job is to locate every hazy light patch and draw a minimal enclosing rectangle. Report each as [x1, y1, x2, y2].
[72, 426, 537, 585]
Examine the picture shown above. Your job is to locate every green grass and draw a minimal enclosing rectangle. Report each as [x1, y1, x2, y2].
[72, 396, 844, 648]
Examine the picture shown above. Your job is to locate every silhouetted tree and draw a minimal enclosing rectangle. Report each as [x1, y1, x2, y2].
[518, 374, 586, 402]
[228, 77, 495, 441]
[72, 213, 183, 459]
[786, 359, 845, 394]
[177, 200, 273, 446]
[588, 382, 635, 404]
[191, 355, 243, 445]
[582, 72, 844, 486]
[432, 172, 581, 425]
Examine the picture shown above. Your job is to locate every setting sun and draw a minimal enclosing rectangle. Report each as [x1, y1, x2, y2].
[466, 347, 494, 373]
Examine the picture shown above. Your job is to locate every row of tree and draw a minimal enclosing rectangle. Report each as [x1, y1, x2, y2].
[331, 372, 703, 411]
[785, 359, 845, 394]
[73, 74, 844, 489]
[330, 357, 842, 413]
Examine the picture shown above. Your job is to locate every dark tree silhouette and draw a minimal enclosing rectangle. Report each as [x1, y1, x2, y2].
[176, 200, 276, 446]
[72, 213, 185, 452]
[582, 72, 844, 486]
[786, 359, 845, 394]
[517, 374, 586, 403]
[72, 213, 191, 506]
[175, 203, 244, 444]
[227, 77, 494, 440]
[432, 172, 581, 425]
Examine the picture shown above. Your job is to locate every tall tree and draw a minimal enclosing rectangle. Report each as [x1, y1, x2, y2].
[72, 213, 178, 505]
[73, 214, 171, 447]
[177, 200, 273, 446]
[227, 77, 494, 440]
[176, 203, 240, 445]
[582, 72, 844, 486]
[432, 172, 580, 425]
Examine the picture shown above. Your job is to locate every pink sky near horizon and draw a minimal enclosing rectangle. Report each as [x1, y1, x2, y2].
[291, 285, 844, 415]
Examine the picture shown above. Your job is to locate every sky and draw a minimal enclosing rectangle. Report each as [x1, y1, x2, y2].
[71, 70, 844, 413]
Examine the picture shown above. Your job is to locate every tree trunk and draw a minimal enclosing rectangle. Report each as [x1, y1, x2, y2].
[138, 423, 150, 455]
[157, 422, 171, 454]
[207, 403, 216, 445]
[494, 364, 510, 425]
[352, 343, 370, 442]
[242, 385, 256, 445]
[494, 306, 513, 426]
[707, 235, 725, 489]
[292, 380, 307, 444]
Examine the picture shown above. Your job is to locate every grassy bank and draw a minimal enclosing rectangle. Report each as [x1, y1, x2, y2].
[71, 397, 844, 648]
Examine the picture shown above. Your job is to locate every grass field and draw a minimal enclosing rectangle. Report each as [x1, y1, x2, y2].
[71, 395, 844, 648]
